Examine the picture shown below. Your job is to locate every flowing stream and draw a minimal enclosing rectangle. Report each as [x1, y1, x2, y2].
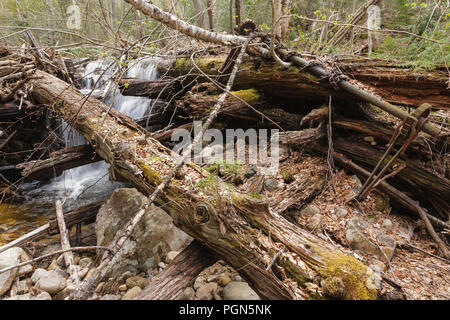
[0, 58, 158, 245]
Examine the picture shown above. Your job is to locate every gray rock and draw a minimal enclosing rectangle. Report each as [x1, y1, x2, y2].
[375, 193, 390, 212]
[100, 294, 121, 300]
[6, 291, 52, 300]
[350, 175, 363, 194]
[122, 286, 142, 300]
[180, 287, 195, 300]
[245, 164, 258, 179]
[300, 205, 320, 216]
[54, 285, 75, 300]
[56, 254, 66, 267]
[0, 247, 32, 296]
[96, 188, 192, 281]
[375, 233, 396, 263]
[399, 223, 415, 242]
[196, 282, 218, 300]
[264, 178, 278, 192]
[35, 270, 66, 295]
[31, 268, 48, 284]
[223, 282, 260, 300]
[335, 207, 348, 218]
[383, 219, 393, 230]
[307, 214, 323, 231]
[346, 228, 377, 254]
[194, 275, 207, 290]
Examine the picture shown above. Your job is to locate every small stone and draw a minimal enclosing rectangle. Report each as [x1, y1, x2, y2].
[126, 276, 149, 290]
[383, 219, 393, 230]
[100, 294, 120, 300]
[335, 207, 348, 218]
[223, 282, 260, 300]
[54, 285, 75, 300]
[165, 251, 180, 264]
[56, 254, 66, 267]
[350, 175, 363, 194]
[300, 205, 320, 216]
[245, 164, 258, 179]
[307, 214, 323, 231]
[118, 271, 133, 284]
[193, 275, 207, 290]
[196, 282, 218, 300]
[264, 178, 278, 192]
[95, 282, 105, 294]
[16, 279, 30, 294]
[232, 275, 242, 282]
[119, 284, 127, 292]
[180, 287, 195, 300]
[79, 257, 93, 269]
[217, 275, 232, 287]
[375, 233, 396, 263]
[157, 262, 166, 269]
[122, 286, 142, 300]
[35, 270, 66, 295]
[31, 268, 48, 284]
[363, 136, 375, 144]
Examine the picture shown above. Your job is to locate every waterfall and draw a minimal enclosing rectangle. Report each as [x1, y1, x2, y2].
[28, 58, 158, 203]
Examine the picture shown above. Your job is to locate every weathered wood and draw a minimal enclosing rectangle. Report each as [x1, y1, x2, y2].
[16, 145, 101, 180]
[118, 78, 179, 99]
[136, 241, 218, 300]
[29, 69, 379, 300]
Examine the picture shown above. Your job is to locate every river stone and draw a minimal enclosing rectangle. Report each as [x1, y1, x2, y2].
[6, 291, 52, 300]
[122, 286, 142, 300]
[31, 268, 48, 284]
[96, 188, 192, 280]
[196, 282, 218, 300]
[223, 282, 260, 300]
[35, 270, 66, 295]
[245, 164, 258, 179]
[0, 247, 32, 296]
[264, 178, 278, 192]
[126, 276, 149, 289]
[54, 285, 75, 300]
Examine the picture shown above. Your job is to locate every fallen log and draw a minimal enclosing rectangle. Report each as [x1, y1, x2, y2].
[118, 78, 179, 99]
[28, 68, 379, 300]
[136, 241, 218, 300]
[15, 145, 101, 181]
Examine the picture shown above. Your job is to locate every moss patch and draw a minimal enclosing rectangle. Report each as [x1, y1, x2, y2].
[230, 89, 261, 104]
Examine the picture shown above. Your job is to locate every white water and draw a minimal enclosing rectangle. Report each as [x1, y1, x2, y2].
[27, 58, 158, 204]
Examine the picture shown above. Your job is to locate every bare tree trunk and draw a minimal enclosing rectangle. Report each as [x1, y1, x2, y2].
[206, 0, 216, 31]
[271, 0, 282, 39]
[235, 0, 242, 25]
[193, 0, 208, 29]
[281, 0, 291, 41]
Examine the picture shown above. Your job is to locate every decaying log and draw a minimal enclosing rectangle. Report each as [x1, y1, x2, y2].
[136, 241, 218, 300]
[15, 145, 101, 181]
[28, 69, 380, 300]
[118, 78, 179, 99]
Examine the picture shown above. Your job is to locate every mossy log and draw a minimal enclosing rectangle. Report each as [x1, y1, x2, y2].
[167, 56, 450, 109]
[28, 69, 379, 300]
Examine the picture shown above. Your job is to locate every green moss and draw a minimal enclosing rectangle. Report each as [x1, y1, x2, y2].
[230, 89, 261, 104]
[316, 249, 378, 300]
[137, 160, 163, 184]
[281, 168, 295, 184]
[249, 193, 262, 199]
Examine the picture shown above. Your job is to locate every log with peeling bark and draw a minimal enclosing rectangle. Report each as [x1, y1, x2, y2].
[13, 145, 101, 181]
[136, 241, 218, 300]
[27, 68, 380, 300]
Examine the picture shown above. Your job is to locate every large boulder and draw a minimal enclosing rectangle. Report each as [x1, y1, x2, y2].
[0, 247, 33, 296]
[96, 188, 192, 279]
[223, 281, 260, 300]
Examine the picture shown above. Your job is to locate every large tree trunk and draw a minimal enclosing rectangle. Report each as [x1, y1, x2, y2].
[28, 69, 379, 300]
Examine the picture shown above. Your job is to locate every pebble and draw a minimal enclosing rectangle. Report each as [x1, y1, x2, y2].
[180, 287, 195, 300]
[383, 219, 393, 230]
[122, 286, 142, 300]
[126, 276, 149, 290]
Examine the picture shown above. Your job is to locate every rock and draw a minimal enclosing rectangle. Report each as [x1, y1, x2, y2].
[31, 268, 48, 284]
[180, 287, 195, 300]
[264, 178, 278, 192]
[16, 279, 30, 295]
[126, 276, 149, 290]
[56, 254, 66, 267]
[196, 283, 218, 300]
[119, 284, 127, 292]
[346, 218, 377, 255]
[217, 275, 232, 287]
[78, 257, 93, 269]
[375, 193, 390, 212]
[223, 281, 260, 300]
[363, 136, 375, 144]
[54, 285, 75, 300]
[165, 251, 180, 264]
[300, 204, 320, 216]
[100, 294, 121, 300]
[158, 262, 167, 269]
[35, 270, 66, 295]
[232, 275, 242, 282]
[95, 282, 105, 294]
[194, 275, 207, 290]
[335, 206, 348, 218]
[375, 233, 396, 263]
[78, 268, 89, 279]
[245, 164, 258, 179]
[118, 271, 133, 284]
[6, 291, 52, 300]
[350, 175, 363, 194]
[383, 219, 393, 230]
[307, 214, 323, 231]
[0, 247, 33, 296]
[122, 286, 142, 300]
[96, 188, 191, 280]
[399, 223, 415, 242]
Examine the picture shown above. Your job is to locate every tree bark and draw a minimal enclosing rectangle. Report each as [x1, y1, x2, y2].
[136, 241, 218, 300]
[193, 0, 208, 30]
[28, 69, 379, 300]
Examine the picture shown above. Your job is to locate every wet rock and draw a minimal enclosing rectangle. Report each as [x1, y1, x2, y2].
[264, 178, 278, 192]
[122, 286, 142, 300]
[35, 270, 67, 295]
[101, 294, 121, 300]
[6, 291, 52, 300]
[96, 188, 191, 280]
[165, 251, 180, 264]
[217, 275, 232, 287]
[180, 287, 195, 300]
[196, 283, 218, 300]
[245, 164, 258, 179]
[383, 219, 393, 230]
[335, 206, 348, 218]
[300, 204, 320, 216]
[307, 214, 323, 231]
[223, 282, 260, 300]
[0, 247, 33, 296]
[126, 276, 149, 290]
